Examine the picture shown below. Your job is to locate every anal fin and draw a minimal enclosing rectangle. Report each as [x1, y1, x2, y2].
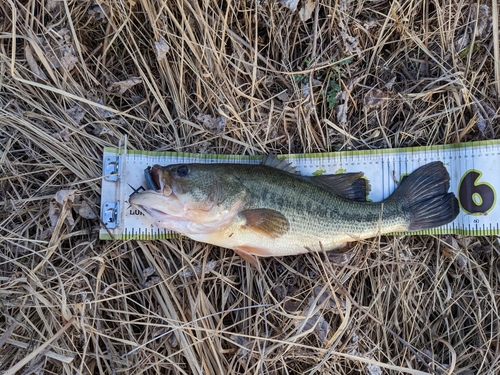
[233, 247, 261, 268]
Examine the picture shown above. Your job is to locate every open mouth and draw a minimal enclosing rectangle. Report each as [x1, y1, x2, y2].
[143, 165, 175, 197]
[144, 165, 162, 191]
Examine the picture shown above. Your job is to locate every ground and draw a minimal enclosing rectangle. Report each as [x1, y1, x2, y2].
[0, 0, 499, 374]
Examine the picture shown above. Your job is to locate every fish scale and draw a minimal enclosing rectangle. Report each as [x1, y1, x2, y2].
[238, 167, 397, 246]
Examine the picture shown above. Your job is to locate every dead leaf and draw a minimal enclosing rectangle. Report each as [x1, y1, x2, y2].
[93, 125, 114, 137]
[327, 250, 355, 265]
[87, 93, 114, 118]
[336, 90, 348, 125]
[178, 260, 217, 278]
[333, 77, 359, 127]
[195, 113, 226, 134]
[283, 296, 302, 312]
[66, 104, 85, 125]
[107, 77, 143, 94]
[455, 31, 469, 52]
[49, 189, 76, 231]
[474, 4, 492, 39]
[456, 252, 469, 273]
[155, 38, 170, 61]
[142, 267, 156, 279]
[442, 235, 460, 254]
[454, 4, 491, 52]
[55, 189, 76, 206]
[231, 335, 254, 365]
[25, 44, 47, 81]
[88, 4, 109, 20]
[366, 362, 383, 375]
[78, 200, 97, 220]
[52, 128, 71, 142]
[310, 311, 331, 343]
[49, 199, 61, 228]
[168, 333, 179, 347]
[46, 0, 60, 12]
[110, 118, 129, 128]
[346, 333, 360, 356]
[40, 28, 78, 71]
[141, 267, 161, 287]
[363, 20, 378, 30]
[277, 91, 289, 102]
[364, 88, 387, 110]
[471, 103, 488, 136]
[313, 286, 346, 313]
[384, 76, 396, 90]
[60, 51, 78, 71]
[301, 79, 321, 98]
[341, 31, 361, 55]
[299, 0, 316, 22]
[141, 267, 161, 288]
[343, 334, 383, 374]
[293, 301, 331, 343]
[441, 236, 469, 273]
[278, 0, 299, 12]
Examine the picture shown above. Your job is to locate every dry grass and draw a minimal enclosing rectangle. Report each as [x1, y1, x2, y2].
[1, 0, 499, 374]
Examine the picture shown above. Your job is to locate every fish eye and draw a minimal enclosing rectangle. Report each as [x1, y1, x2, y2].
[177, 165, 189, 177]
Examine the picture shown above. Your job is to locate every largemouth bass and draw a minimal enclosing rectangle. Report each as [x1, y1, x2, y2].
[129, 156, 459, 265]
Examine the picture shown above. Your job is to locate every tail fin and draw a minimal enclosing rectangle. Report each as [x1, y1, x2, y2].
[389, 162, 459, 231]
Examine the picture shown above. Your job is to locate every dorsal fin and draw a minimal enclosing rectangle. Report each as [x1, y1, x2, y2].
[261, 155, 299, 175]
[262, 155, 369, 201]
[301, 173, 371, 202]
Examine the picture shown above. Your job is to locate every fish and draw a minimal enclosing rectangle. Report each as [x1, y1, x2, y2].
[129, 156, 459, 266]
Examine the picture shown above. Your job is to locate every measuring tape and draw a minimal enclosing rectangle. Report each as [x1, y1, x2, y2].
[100, 140, 500, 240]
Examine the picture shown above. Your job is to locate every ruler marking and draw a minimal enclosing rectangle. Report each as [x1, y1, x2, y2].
[100, 141, 500, 239]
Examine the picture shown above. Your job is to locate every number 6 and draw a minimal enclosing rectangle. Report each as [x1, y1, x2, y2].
[458, 170, 496, 215]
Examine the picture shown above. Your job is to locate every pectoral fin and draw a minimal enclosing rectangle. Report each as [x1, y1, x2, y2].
[241, 209, 290, 238]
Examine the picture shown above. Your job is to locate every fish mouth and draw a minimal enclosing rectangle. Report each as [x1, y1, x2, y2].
[129, 190, 182, 219]
[129, 165, 180, 218]
[144, 165, 174, 197]
[129, 189, 165, 206]
[133, 203, 176, 221]
[134, 203, 165, 216]
[145, 165, 164, 191]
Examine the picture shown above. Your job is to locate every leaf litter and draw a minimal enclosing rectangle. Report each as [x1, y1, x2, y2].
[299, 0, 317, 22]
[49, 189, 76, 231]
[154, 38, 170, 61]
[1, 0, 499, 374]
[195, 112, 227, 134]
[107, 77, 143, 95]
